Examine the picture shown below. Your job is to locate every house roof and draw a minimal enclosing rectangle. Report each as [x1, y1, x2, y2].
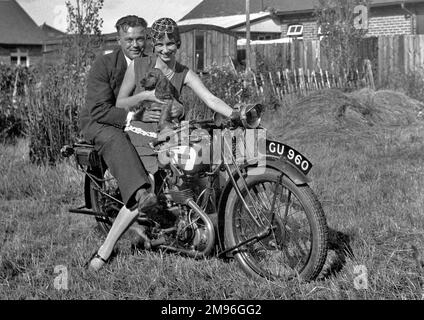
[271, 0, 424, 15]
[181, 0, 424, 20]
[0, 0, 45, 45]
[180, 0, 264, 20]
[40, 23, 66, 40]
[178, 24, 238, 36]
[102, 24, 237, 41]
[178, 12, 271, 29]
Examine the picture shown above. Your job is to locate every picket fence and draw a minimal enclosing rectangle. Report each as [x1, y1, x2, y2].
[241, 59, 375, 105]
[240, 35, 424, 87]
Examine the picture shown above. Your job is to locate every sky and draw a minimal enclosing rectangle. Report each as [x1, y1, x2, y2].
[16, 0, 203, 33]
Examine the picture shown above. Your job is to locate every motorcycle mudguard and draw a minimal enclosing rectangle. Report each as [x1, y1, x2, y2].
[265, 158, 311, 185]
[216, 157, 311, 252]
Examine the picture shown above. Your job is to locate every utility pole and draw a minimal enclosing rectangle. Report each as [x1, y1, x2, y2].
[246, 0, 251, 71]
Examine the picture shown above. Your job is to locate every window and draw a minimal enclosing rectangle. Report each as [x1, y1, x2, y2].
[195, 32, 205, 71]
[10, 49, 29, 66]
[11, 56, 18, 65]
[287, 24, 303, 37]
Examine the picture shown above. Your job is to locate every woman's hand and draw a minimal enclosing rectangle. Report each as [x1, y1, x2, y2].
[134, 99, 184, 123]
[140, 90, 166, 104]
[131, 90, 166, 122]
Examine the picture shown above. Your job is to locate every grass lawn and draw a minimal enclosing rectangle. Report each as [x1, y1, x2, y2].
[1, 89, 424, 300]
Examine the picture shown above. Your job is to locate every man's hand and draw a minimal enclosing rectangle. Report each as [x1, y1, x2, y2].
[132, 104, 162, 122]
[143, 104, 163, 122]
[170, 99, 184, 118]
[132, 99, 184, 123]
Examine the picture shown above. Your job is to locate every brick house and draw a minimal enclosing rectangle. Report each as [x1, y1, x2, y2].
[0, 0, 46, 66]
[270, 0, 424, 40]
[180, 0, 424, 41]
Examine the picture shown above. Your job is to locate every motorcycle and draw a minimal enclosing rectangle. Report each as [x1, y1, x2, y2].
[61, 103, 328, 281]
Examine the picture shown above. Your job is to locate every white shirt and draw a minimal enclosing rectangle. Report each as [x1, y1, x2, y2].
[124, 54, 132, 68]
[123, 53, 133, 127]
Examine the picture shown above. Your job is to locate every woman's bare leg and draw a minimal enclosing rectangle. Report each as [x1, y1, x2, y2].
[89, 205, 139, 271]
[88, 177, 157, 271]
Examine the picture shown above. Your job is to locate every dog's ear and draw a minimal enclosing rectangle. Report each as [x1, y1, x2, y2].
[155, 77, 173, 99]
[141, 71, 159, 90]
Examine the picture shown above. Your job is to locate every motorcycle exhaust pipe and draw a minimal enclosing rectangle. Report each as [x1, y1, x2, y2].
[168, 190, 216, 258]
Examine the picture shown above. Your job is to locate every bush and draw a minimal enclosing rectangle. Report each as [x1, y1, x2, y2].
[15, 0, 103, 165]
[182, 65, 281, 120]
[0, 65, 37, 143]
[25, 63, 86, 165]
[378, 68, 424, 104]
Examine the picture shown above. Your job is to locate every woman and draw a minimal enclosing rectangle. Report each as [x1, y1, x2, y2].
[116, 18, 235, 174]
[88, 18, 238, 272]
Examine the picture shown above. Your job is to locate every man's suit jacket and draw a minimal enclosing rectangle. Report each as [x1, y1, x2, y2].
[79, 49, 129, 141]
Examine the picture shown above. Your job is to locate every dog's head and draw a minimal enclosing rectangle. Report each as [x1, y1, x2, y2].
[140, 68, 163, 90]
[140, 68, 174, 100]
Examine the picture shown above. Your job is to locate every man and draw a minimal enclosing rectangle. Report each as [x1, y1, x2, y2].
[79, 15, 183, 271]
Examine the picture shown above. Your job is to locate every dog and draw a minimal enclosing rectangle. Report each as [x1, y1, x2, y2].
[139, 68, 175, 132]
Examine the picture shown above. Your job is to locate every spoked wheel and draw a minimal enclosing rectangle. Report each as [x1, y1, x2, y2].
[224, 168, 328, 281]
[88, 169, 123, 235]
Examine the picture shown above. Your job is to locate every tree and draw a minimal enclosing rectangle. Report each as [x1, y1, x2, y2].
[314, 0, 370, 72]
[65, 0, 105, 71]
[26, 0, 105, 164]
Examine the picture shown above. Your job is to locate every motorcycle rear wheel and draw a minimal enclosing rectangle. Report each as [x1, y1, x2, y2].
[89, 169, 122, 235]
[224, 167, 328, 281]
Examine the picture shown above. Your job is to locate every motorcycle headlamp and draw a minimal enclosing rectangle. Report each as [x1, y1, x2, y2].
[239, 103, 263, 129]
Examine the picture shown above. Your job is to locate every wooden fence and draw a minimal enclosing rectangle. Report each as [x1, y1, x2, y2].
[377, 35, 424, 85]
[240, 35, 424, 86]
[246, 60, 375, 105]
[239, 37, 378, 74]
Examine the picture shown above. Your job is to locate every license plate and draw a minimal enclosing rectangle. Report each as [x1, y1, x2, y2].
[266, 140, 313, 175]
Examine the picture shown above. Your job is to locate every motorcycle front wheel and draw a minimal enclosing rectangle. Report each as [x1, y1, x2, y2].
[224, 167, 328, 281]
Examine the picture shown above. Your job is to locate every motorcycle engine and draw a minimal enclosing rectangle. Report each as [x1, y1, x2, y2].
[167, 129, 212, 175]
[176, 207, 208, 250]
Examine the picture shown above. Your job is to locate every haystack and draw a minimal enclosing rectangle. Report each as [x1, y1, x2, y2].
[350, 88, 424, 126]
[273, 88, 423, 144]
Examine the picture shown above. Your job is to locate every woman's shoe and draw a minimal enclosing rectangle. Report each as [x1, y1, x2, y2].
[86, 251, 109, 272]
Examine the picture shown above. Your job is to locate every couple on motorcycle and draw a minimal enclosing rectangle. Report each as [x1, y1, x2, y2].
[79, 16, 239, 272]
